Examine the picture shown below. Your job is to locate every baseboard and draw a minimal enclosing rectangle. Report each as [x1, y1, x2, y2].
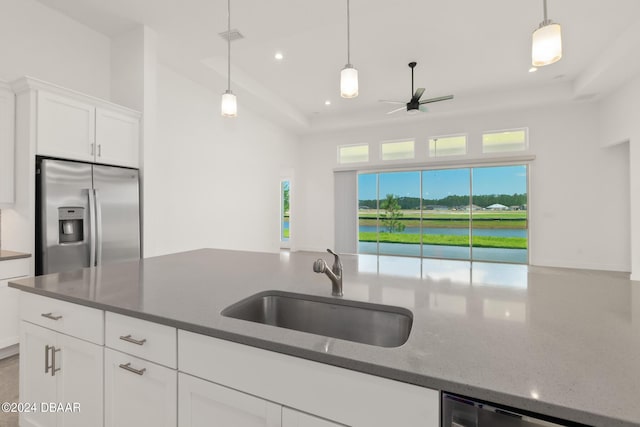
[0, 343, 19, 360]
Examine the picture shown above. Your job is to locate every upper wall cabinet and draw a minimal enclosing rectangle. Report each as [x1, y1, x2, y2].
[95, 108, 139, 168]
[0, 81, 15, 206]
[37, 90, 96, 163]
[13, 77, 141, 169]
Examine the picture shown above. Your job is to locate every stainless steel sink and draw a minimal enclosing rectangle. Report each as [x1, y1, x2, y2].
[221, 290, 412, 348]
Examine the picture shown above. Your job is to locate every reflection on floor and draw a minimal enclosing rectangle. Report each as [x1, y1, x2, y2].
[0, 355, 19, 427]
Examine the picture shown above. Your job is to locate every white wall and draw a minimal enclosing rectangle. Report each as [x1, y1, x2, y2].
[600, 75, 640, 279]
[296, 101, 631, 272]
[0, 0, 111, 257]
[144, 65, 298, 257]
[0, 0, 111, 99]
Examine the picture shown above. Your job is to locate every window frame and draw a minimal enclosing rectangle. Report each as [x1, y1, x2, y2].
[337, 143, 370, 164]
[379, 139, 416, 161]
[481, 128, 529, 154]
[427, 133, 468, 158]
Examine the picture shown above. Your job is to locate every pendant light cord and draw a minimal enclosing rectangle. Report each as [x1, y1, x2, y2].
[227, 0, 231, 91]
[346, 0, 351, 65]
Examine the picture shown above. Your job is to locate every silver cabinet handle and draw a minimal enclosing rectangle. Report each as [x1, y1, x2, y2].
[119, 334, 147, 346]
[119, 363, 146, 376]
[44, 345, 61, 375]
[41, 312, 63, 321]
[98, 144, 102, 157]
[45, 345, 52, 373]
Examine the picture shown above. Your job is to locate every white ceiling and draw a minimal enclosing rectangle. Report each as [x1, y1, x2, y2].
[35, 0, 640, 132]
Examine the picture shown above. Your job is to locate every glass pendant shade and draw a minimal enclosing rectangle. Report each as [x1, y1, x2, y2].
[340, 65, 359, 98]
[221, 90, 237, 117]
[532, 23, 562, 66]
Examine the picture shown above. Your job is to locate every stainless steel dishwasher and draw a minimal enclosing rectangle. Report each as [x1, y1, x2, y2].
[442, 393, 578, 427]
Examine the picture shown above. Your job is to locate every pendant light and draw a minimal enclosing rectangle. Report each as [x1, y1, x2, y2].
[340, 0, 358, 98]
[221, 0, 237, 117]
[531, 0, 562, 67]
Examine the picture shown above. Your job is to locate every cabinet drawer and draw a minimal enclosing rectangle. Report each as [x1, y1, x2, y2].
[0, 257, 30, 280]
[106, 312, 176, 368]
[19, 292, 104, 345]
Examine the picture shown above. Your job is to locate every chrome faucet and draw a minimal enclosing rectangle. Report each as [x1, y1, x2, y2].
[313, 249, 343, 297]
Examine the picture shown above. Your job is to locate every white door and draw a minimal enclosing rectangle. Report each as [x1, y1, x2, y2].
[36, 90, 96, 162]
[56, 334, 103, 427]
[104, 348, 176, 427]
[178, 373, 281, 427]
[19, 322, 57, 427]
[282, 408, 346, 427]
[95, 108, 139, 168]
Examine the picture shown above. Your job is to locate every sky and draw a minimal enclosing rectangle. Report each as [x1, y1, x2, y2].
[358, 165, 527, 200]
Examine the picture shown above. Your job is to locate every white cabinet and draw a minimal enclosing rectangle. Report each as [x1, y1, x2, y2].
[0, 81, 15, 206]
[19, 321, 103, 427]
[179, 330, 440, 427]
[95, 108, 139, 168]
[105, 312, 177, 368]
[0, 257, 30, 357]
[36, 90, 95, 162]
[179, 373, 281, 427]
[12, 78, 141, 168]
[283, 408, 345, 427]
[104, 348, 176, 427]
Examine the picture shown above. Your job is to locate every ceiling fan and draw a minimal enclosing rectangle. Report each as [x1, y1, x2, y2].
[380, 62, 454, 115]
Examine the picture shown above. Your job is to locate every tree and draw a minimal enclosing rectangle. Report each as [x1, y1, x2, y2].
[380, 194, 405, 233]
[282, 181, 290, 214]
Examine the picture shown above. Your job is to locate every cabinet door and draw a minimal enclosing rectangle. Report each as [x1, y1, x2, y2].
[104, 348, 176, 427]
[56, 334, 103, 427]
[282, 408, 346, 427]
[19, 321, 57, 427]
[178, 373, 281, 427]
[95, 108, 139, 168]
[37, 90, 95, 162]
[0, 280, 21, 350]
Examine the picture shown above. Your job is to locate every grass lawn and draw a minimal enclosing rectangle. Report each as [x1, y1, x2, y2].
[358, 232, 527, 249]
[358, 210, 527, 229]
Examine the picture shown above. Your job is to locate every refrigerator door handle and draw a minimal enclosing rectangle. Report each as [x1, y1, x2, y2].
[94, 188, 103, 266]
[87, 188, 97, 267]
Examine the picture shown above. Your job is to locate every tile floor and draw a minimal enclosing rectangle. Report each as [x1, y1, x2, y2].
[0, 355, 19, 427]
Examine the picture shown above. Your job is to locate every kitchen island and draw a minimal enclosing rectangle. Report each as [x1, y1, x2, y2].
[9, 248, 640, 426]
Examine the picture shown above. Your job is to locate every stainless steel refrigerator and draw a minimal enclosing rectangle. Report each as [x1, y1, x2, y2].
[36, 158, 141, 275]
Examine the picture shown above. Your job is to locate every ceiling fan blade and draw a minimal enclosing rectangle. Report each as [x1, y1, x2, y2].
[379, 100, 405, 104]
[419, 104, 429, 112]
[412, 88, 425, 102]
[386, 106, 406, 115]
[420, 95, 454, 104]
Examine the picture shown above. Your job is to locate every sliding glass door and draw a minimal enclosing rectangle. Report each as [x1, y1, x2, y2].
[357, 165, 528, 264]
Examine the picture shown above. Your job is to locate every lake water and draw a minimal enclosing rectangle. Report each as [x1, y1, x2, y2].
[358, 225, 526, 238]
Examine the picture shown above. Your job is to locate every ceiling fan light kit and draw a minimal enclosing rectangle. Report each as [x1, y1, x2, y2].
[221, 0, 238, 117]
[531, 0, 562, 66]
[340, 0, 359, 98]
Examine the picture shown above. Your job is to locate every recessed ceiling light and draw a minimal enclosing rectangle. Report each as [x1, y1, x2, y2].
[274, 52, 284, 60]
[529, 67, 538, 73]
[324, 100, 331, 106]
